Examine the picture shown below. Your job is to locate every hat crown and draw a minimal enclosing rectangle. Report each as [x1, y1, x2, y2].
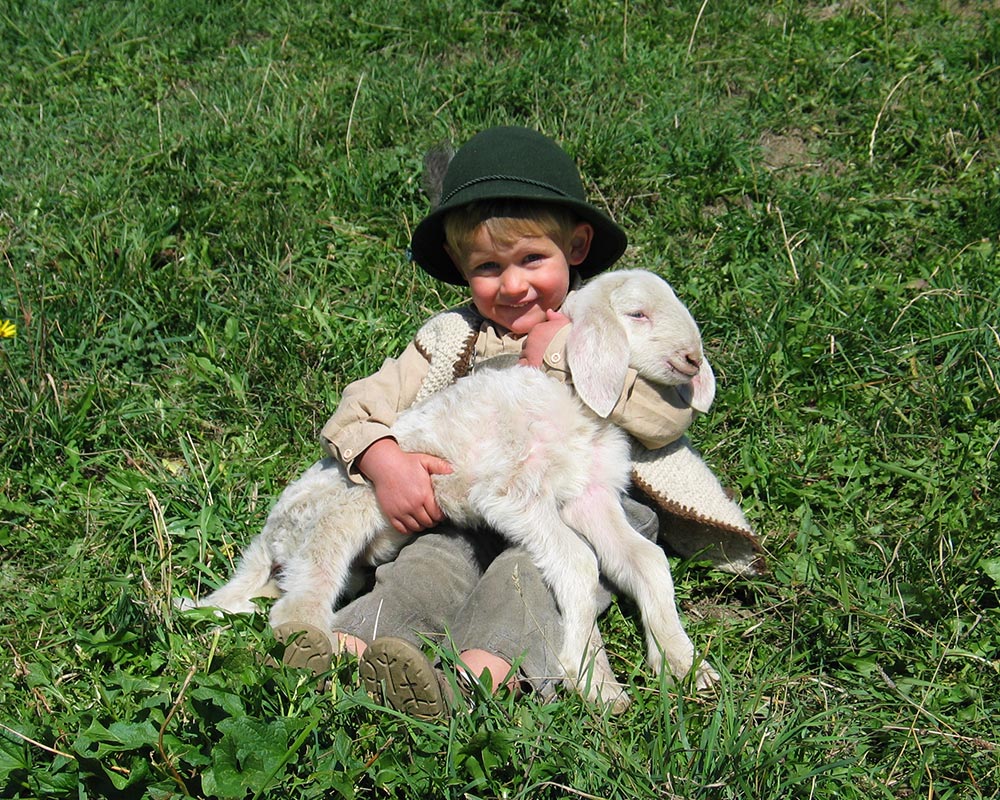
[439, 127, 587, 208]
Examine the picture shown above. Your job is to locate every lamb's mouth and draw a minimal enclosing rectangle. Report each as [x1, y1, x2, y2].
[667, 355, 701, 378]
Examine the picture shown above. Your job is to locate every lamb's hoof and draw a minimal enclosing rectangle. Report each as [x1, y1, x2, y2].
[272, 622, 335, 677]
[578, 677, 631, 714]
[605, 685, 632, 715]
[693, 660, 720, 692]
[173, 596, 197, 612]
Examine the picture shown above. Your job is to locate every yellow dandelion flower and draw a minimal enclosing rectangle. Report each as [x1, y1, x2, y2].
[0, 320, 15, 339]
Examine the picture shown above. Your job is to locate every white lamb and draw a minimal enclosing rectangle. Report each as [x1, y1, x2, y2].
[193, 269, 719, 708]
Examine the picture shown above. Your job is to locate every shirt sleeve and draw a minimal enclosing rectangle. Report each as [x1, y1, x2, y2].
[607, 373, 697, 449]
[539, 323, 572, 380]
[319, 341, 431, 482]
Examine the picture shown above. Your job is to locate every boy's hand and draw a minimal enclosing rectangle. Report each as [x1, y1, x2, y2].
[357, 438, 453, 534]
[519, 309, 569, 367]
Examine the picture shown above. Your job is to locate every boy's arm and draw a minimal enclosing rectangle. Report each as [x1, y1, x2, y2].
[604, 376, 697, 449]
[320, 340, 456, 533]
[320, 341, 431, 482]
[518, 309, 569, 367]
[356, 438, 452, 534]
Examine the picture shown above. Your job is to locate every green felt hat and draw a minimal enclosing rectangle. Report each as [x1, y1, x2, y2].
[410, 126, 628, 285]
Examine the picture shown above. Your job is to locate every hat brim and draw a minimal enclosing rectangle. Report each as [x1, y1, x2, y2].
[410, 190, 627, 286]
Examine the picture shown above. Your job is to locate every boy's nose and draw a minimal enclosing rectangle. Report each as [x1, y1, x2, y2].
[500, 267, 527, 295]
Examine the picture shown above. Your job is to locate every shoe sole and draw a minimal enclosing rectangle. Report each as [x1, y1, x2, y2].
[272, 622, 334, 676]
[359, 637, 449, 719]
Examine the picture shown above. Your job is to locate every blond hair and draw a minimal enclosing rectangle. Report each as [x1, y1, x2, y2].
[443, 200, 579, 266]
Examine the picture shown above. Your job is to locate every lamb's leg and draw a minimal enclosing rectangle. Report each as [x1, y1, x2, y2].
[196, 457, 349, 617]
[269, 575, 342, 635]
[269, 502, 392, 634]
[584, 626, 631, 714]
[487, 502, 627, 710]
[563, 491, 718, 690]
[196, 536, 277, 614]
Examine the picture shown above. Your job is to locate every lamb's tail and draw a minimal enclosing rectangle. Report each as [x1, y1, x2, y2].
[194, 536, 278, 614]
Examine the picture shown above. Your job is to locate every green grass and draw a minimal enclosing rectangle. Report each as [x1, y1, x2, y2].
[2, 0, 998, 797]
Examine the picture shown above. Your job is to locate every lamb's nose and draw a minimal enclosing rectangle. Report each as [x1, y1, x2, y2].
[670, 351, 701, 377]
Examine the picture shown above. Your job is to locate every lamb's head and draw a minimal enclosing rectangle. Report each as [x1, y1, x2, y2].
[562, 269, 715, 418]
[603, 270, 704, 385]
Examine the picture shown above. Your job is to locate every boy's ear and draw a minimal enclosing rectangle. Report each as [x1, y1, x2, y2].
[567, 223, 594, 266]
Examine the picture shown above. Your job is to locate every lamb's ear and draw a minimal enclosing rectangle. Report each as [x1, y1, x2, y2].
[565, 296, 631, 418]
[689, 356, 716, 413]
[422, 142, 454, 207]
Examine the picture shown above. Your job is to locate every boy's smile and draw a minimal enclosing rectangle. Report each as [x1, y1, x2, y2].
[457, 224, 592, 335]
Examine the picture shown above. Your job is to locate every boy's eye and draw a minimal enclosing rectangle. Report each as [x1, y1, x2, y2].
[472, 262, 501, 275]
[522, 253, 544, 264]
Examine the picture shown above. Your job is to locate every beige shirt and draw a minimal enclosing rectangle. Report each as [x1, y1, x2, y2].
[321, 308, 697, 483]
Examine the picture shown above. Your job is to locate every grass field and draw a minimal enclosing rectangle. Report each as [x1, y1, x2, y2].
[2, 0, 999, 797]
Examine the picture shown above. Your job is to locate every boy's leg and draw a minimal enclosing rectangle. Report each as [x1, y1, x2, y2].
[330, 526, 502, 647]
[276, 526, 496, 679]
[450, 497, 658, 700]
[332, 525, 506, 716]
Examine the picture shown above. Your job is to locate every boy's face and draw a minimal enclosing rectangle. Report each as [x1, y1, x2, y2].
[454, 222, 593, 335]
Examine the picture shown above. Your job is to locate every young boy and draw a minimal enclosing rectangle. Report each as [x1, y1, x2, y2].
[277, 126, 705, 716]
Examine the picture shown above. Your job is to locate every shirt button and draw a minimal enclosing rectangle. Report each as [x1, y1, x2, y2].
[343, 448, 354, 458]
[549, 353, 562, 363]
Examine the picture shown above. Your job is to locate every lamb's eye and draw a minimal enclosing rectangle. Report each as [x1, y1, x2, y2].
[626, 310, 648, 320]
